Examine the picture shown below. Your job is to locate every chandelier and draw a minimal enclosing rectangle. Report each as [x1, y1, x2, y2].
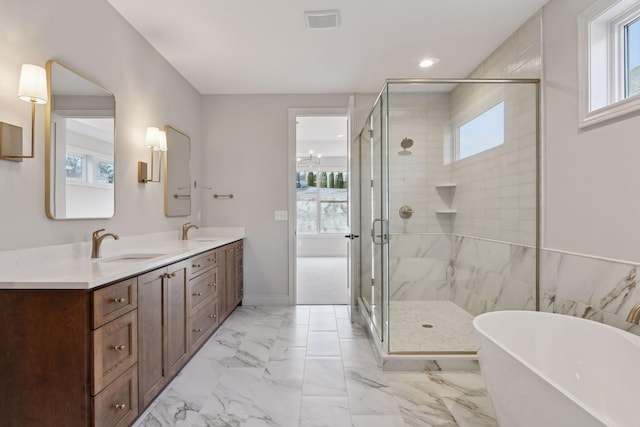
[297, 150, 321, 167]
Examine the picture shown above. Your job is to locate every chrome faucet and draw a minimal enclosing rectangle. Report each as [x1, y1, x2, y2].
[91, 228, 119, 258]
[627, 303, 640, 324]
[182, 222, 199, 240]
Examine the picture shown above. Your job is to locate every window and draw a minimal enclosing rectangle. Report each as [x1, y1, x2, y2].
[626, 17, 640, 97]
[579, 0, 640, 126]
[296, 170, 348, 234]
[65, 148, 114, 187]
[457, 102, 505, 160]
[66, 153, 86, 180]
[97, 160, 115, 184]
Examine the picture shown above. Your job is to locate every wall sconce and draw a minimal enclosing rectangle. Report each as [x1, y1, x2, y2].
[0, 64, 48, 161]
[138, 126, 167, 183]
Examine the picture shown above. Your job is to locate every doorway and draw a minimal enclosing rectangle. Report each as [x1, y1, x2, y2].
[293, 114, 350, 305]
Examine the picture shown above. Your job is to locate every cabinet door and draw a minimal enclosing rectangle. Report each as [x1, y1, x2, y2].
[225, 245, 236, 317]
[166, 261, 188, 378]
[235, 241, 243, 303]
[218, 248, 227, 319]
[137, 267, 167, 409]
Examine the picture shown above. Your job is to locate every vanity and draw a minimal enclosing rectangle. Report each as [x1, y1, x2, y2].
[0, 232, 244, 427]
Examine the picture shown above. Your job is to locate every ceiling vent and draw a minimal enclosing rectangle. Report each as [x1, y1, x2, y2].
[305, 10, 340, 30]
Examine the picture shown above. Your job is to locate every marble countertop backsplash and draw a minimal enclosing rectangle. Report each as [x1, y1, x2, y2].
[0, 227, 244, 290]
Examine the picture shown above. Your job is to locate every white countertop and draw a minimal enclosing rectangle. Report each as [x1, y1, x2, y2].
[0, 228, 244, 290]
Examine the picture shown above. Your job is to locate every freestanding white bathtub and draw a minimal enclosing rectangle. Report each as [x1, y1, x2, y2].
[473, 311, 640, 427]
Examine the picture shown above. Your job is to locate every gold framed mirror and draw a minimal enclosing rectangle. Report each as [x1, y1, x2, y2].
[163, 125, 191, 217]
[45, 60, 115, 219]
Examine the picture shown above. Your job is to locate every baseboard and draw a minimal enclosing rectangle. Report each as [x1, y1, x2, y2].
[242, 295, 290, 306]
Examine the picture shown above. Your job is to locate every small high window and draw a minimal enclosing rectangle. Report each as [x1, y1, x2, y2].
[457, 102, 505, 160]
[626, 17, 640, 97]
[579, 0, 640, 126]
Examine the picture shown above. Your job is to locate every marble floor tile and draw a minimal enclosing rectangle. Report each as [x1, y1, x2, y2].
[309, 313, 338, 331]
[134, 305, 497, 427]
[299, 396, 352, 427]
[264, 347, 306, 382]
[336, 318, 368, 339]
[334, 305, 350, 319]
[302, 357, 348, 396]
[307, 331, 341, 356]
[345, 368, 401, 415]
[340, 339, 378, 368]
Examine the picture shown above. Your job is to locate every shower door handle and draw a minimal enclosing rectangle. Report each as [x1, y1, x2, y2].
[372, 219, 386, 245]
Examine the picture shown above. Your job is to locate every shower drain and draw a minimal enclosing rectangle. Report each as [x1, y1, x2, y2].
[422, 324, 434, 329]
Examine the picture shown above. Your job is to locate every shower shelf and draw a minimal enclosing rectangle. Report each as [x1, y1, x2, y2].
[435, 210, 457, 214]
[435, 183, 456, 188]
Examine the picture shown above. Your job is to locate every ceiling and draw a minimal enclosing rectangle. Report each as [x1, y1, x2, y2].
[296, 116, 348, 157]
[106, 0, 549, 95]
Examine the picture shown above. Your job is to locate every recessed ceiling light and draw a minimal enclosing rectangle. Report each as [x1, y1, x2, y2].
[419, 58, 440, 68]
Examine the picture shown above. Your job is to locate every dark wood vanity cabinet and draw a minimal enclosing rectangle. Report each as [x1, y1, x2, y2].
[137, 260, 188, 410]
[0, 280, 139, 427]
[0, 239, 243, 427]
[221, 241, 244, 321]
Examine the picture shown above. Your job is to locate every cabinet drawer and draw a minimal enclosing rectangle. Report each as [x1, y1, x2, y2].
[93, 278, 137, 329]
[190, 296, 218, 352]
[92, 310, 138, 395]
[93, 364, 138, 427]
[189, 267, 219, 312]
[188, 249, 218, 279]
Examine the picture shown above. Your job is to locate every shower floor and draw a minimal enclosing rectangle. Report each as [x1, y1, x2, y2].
[388, 300, 477, 354]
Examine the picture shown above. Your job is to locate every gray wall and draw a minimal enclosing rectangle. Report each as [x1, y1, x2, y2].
[0, 0, 202, 251]
[200, 94, 351, 304]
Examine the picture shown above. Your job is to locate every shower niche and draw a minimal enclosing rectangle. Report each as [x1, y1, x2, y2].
[357, 79, 540, 356]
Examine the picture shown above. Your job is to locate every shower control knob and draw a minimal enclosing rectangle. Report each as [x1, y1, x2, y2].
[344, 234, 360, 240]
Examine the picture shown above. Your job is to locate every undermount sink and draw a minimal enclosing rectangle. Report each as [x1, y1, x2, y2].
[99, 253, 166, 263]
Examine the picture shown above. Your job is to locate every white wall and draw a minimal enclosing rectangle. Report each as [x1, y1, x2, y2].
[0, 0, 202, 251]
[543, 0, 640, 263]
[201, 94, 351, 304]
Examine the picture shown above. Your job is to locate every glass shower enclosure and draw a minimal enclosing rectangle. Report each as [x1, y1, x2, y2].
[358, 79, 540, 355]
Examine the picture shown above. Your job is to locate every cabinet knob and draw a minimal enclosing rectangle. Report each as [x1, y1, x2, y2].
[208, 314, 217, 319]
[112, 298, 126, 304]
[208, 283, 216, 288]
[171, 272, 176, 278]
[114, 403, 126, 410]
[193, 292, 203, 296]
[208, 256, 216, 262]
[113, 345, 126, 351]
[193, 328, 203, 333]
[193, 264, 201, 268]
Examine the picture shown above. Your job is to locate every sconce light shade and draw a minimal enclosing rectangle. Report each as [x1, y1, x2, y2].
[145, 126, 161, 150]
[18, 64, 48, 104]
[158, 130, 168, 152]
[139, 126, 166, 183]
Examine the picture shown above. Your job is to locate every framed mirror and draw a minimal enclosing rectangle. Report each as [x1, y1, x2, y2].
[164, 125, 191, 217]
[45, 60, 115, 219]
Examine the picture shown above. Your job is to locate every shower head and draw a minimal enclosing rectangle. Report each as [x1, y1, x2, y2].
[400, 138, 414, 149]
[399, 137, 413, 155]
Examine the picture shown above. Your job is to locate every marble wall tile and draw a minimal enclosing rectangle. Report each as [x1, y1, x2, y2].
[389, 233, 451, 260]
[540, 248, 640, 334]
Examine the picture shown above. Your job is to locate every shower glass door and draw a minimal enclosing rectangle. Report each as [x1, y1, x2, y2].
[371, 94, 388, 342]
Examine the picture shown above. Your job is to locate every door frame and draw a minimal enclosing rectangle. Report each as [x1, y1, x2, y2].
[287, 107, 351, 306]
